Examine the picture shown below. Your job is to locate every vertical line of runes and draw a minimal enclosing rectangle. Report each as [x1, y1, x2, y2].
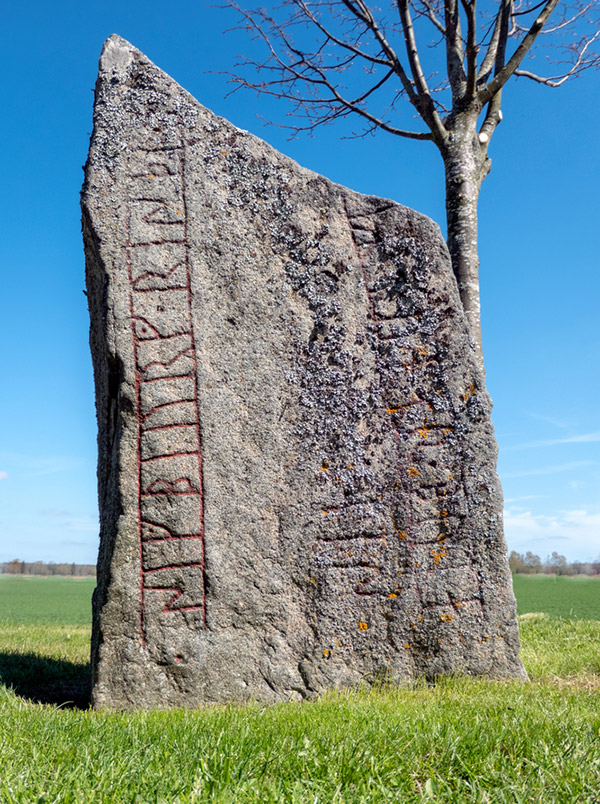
[125, 139, 206, 645]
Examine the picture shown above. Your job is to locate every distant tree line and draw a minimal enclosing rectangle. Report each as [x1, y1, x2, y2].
[0, 560, 96, 577]
[4, 554, 598, 578]
[509, 551, 600, 577]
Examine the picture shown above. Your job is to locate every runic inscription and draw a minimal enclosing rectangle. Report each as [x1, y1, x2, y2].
[126, 143, 206, 642]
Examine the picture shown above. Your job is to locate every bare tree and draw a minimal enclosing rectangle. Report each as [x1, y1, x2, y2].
[225, 0, 599, 362]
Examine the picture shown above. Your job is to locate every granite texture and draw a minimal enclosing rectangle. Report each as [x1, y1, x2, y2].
[82, 34, 526, 709]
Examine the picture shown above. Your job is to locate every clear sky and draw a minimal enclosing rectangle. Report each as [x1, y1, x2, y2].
[0, 1, 598, 565]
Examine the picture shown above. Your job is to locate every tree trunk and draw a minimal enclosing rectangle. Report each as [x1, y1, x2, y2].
[442, 118, 489, 366]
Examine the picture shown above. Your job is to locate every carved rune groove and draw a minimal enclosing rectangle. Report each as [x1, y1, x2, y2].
[126, 143, 206, 643]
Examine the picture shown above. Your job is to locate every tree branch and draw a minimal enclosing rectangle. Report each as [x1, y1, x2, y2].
[461, 0, 478, 101]
[443, 0, 467, 99]
[477, 0, 561, 106]
[340, 0, 423, 108]
[292, 0, 393, 67]
[396, 0, 447, 141]
[514, 28, 600, 85]
[229, 18, 433, 141]
[414, 0, 446, 35]
[308, 65, 433, 138]
[478, 4, 507, 84]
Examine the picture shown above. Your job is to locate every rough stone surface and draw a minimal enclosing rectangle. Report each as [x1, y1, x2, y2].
[82, 34, 526, 710]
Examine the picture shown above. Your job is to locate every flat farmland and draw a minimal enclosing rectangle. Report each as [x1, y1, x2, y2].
[513, 573, 600, 620]
[0, 575, 95, 626]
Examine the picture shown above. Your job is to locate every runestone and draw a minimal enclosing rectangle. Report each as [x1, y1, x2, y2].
[82, 35, 526, 709]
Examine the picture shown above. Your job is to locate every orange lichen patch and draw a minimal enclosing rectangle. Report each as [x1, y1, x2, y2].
[417, 615, 423, 622]
[176, 209, 181, 215]
[440, 613, 453, 622]
[347, 464, 356, 469]
[463, 383, 476, 401]
[437, 533, 447, 542]
[441, 509, 449, 518]
[323, 649, 331, 658]
[417, 345, 429, 356]
[431, 548, 448, 565]
[387, 405, 401, 413]
[444, 427, 453, 435]
[220, 150, 227, 155]
[454, 601, 464, 607]
[388, 593, 398, 599]
[418, 427, 430, 439]
[408, 466, 419, 477]
[414, 562, 420, 568]
[404, 643, 410, 649]
[321, 461, 330, 471]
[149, 173, 155, 178]
[397, 531, 408, 540]
[322, 510, 328, 515]
[358, 621, 369, 631]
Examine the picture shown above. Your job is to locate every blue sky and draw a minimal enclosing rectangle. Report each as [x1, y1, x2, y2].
[0, 1, 598, 564]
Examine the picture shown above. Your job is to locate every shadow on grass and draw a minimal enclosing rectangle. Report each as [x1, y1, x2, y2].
[0, 651, 91, 709]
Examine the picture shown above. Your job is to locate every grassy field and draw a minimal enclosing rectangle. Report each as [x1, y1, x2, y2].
[513, 573, 600, 620]
[0, 575, 95, 626]
[0, 574, 599, 802]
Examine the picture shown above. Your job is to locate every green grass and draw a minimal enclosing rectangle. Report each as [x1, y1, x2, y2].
[0, 574, 599, 802]
[513, 573, 600, 620]
[0, 575, 95, 626]
[1, 676, 599, 803]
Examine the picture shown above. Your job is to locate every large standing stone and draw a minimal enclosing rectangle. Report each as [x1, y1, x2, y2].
[82, 34, 526, 709]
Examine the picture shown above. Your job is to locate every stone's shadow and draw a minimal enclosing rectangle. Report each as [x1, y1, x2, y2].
[0, 651, 91, 709]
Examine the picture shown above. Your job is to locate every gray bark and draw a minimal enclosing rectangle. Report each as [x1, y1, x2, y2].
[441, 114, 491, 364]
